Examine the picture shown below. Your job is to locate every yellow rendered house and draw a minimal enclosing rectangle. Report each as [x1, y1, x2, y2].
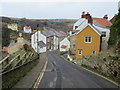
[8, 24, 18, 31]
[76, 24, 101, 59]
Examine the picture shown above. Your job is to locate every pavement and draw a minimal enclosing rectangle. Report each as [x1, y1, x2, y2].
[12, 53, 47, 89]
[38, 51, 118, 88]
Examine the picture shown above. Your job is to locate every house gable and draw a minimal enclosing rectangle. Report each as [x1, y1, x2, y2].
[76, 24, 101, 59]
[77, 24, 101, 36]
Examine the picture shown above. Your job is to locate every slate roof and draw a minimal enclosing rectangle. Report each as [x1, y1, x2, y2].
[41, 30, 54, 37]
[74, 19, 88, 30]
[38, 41, 46, 48]
[42, 27, 66, 37]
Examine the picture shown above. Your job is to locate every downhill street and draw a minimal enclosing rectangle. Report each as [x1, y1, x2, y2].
[38, 51, 118, 88]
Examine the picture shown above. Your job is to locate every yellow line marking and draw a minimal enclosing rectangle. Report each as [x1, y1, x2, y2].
[32, 61, 48, 90]
[61, 56, 120, 87]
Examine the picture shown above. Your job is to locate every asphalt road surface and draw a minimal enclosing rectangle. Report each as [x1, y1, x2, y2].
[38, 51, 119, 89]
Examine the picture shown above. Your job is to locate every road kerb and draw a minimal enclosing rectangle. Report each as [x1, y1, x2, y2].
[61, 56, 120, 87]
[32, 61, 48, 90]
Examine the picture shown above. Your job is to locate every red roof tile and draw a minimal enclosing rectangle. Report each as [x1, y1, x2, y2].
[59, 31, 66, 35]
[25, 27, 31, 29]
[67, 37, 70, 41]
[61, 45, 67, 49]
[3, 47, 8, 52]
[92, 17, 112, 27]
[68, 30, 80, 31]
[110, 15, 117, 23]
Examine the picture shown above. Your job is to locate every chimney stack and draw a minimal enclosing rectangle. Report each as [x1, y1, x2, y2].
[81, 11, 93, 24]
[81, 12, 91, 19]
[81, 11, 85, 18]
[103, 15, 108, 19]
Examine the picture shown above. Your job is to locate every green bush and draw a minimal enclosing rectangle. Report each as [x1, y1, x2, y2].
[108, 9, 120, 48]
[2, 56, 38, 89]
[60, 51, 68, 55]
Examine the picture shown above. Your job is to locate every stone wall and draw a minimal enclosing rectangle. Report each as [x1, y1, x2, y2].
[70, 35, 76, 55]
[75, 52, 120, 83]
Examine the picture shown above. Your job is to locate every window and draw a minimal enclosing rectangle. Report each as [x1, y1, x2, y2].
[73, 44, 75, 48]
[47, 37, 50, 42]
[78, 49, 82, 55]
[75, 26, 78, 29]
[72, 31, 75, 34]
[102, 31, 106, 37]
[85, 36, 92, 43]
[92, 51, 96, 54]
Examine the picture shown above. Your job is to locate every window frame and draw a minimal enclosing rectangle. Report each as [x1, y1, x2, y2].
[101, 31, 106, 37]
[84, 36, 92, 43]
[92, 51, 96, 54]
[78, 49, 82, 55]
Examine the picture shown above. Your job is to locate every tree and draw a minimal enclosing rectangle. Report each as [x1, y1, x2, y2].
[23, 44, 31, 52]
[108, 9, 120, 55]
[2, 28, 11, 47]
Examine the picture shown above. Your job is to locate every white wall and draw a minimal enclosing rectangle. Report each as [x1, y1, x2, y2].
[54, 35, 58, 50]
[24, 27, 32, 33]
[93, 25, 110, 41]
[31, 31, 46, 53]
[59, 38, 70, 52]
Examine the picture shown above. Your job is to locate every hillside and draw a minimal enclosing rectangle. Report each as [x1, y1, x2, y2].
[1, 16, 77, 47]
[1, 17, 77, 32]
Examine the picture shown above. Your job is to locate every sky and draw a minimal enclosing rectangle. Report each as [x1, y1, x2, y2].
[0, 0, 119, 20]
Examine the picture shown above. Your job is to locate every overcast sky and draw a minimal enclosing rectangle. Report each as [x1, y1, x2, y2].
[0, 0, 119, 20]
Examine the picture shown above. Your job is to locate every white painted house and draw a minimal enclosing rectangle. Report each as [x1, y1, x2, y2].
[59, 37, 70, 52]
[31, 31, 46, 53]
[31, 27, 67, 53]
[24, 26, 32, 33]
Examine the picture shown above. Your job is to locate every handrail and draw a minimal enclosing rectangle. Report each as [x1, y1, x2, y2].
[0, 55, 10, 64]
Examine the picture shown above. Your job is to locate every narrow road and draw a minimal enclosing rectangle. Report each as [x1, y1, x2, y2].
[38, 51, 118, 88]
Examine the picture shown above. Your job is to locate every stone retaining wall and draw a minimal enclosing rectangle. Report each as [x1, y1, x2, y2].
[75, 52, 120, 83]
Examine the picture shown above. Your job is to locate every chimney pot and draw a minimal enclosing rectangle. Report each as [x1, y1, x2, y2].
[81, 11, 85, 18]
[103, 14, 108, 19]
[82, 11, 85, 15]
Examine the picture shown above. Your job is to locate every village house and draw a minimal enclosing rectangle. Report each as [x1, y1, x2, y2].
[31, 27, 66, 53]
[73, 12, 112, 50]
[31, 31, 46, 53]
[59, 37, 70, 52]
[7, 23, 18, 31]
[76, 24, 101, 59]
[24, 25, 32, 33]
[67, 30, 80, 36]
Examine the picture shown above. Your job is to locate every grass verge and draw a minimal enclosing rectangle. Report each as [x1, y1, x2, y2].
[2, 56, 39, 90]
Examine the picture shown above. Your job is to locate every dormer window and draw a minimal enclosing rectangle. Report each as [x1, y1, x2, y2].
[75, 26, 78, 29]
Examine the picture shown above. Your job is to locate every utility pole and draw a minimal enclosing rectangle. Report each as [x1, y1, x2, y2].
[37, 24, 41, 60]
[37, 28, 39, 59]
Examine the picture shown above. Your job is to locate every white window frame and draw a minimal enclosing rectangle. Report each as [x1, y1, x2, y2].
[78, 49, 82, 55]
[101, 31, 106, 37]
[84, 36, 92, 43]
